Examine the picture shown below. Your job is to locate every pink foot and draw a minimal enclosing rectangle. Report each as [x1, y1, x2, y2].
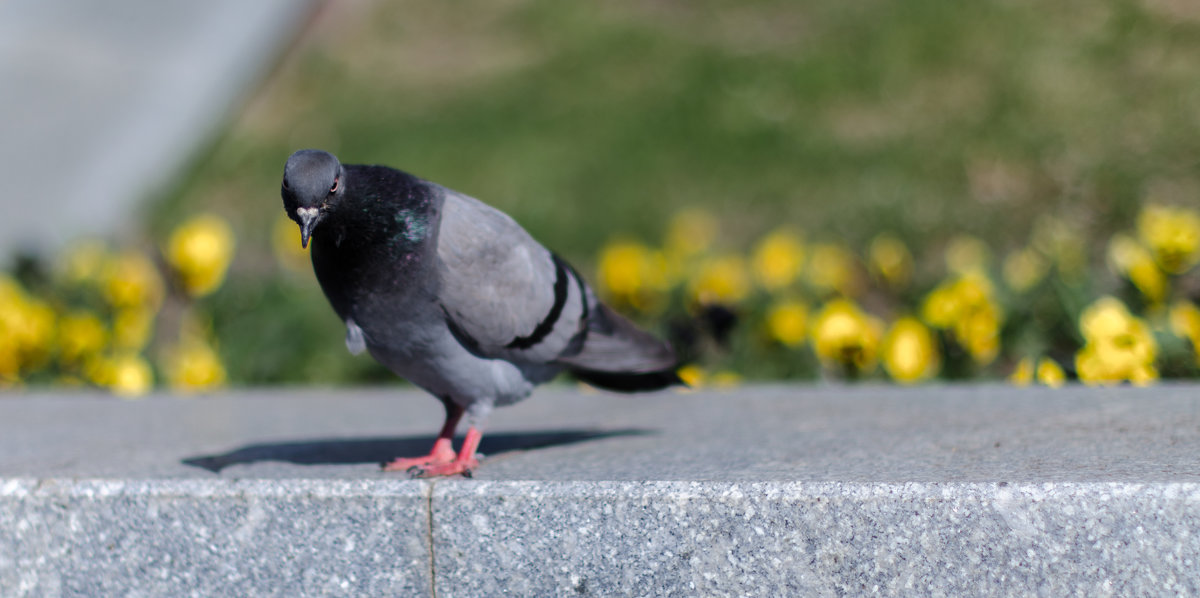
[381, 438, 456, 472]
[405, 426, 484, 479]
[407, 456, 480, 479]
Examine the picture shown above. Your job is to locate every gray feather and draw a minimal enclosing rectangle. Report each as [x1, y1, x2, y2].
[434, 188, 587, 364]
[555, 303, 677, 373]
[345, 319, 366, 356]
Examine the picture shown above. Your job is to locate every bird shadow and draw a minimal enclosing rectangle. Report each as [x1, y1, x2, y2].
[182, 428, 652, 473]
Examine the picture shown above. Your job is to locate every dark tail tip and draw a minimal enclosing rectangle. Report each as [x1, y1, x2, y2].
[570, 367, 685, 393]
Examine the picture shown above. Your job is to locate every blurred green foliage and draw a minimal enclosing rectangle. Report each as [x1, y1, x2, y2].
[150, 0, 1200, 385]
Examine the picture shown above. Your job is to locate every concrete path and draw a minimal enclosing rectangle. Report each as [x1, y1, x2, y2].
[3, 384, 1200, 596]
[0, 0, 316, 255]
[2, 384, 1198, 482]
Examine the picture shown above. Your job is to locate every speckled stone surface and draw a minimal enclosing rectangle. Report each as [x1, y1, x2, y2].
[0, 479, 430, 597]
[3, 385, 1200, 596]
[431, 481, 1200, 597]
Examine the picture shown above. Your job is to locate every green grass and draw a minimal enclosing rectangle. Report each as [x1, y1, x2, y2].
[151, 0, 1200, 383]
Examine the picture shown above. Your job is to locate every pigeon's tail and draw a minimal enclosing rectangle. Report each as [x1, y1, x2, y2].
[569, 365, 684, 393]
[556, 303, 683, 393]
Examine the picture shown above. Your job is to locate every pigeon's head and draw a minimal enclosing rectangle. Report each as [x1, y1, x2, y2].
[282, 149, 345, 249]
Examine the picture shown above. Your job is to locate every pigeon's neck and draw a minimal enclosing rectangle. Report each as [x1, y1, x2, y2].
[309, 165, 444, 322]
[322, 165, 442, 254]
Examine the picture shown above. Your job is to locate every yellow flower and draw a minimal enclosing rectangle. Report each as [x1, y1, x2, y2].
[944, 235, 990, 275]
[807, 243, 859, 297]
[921, 271, 1003, 366]
[689, 254, 751, 306]
[57, 311, 108, 365]
[710, 370, 742, 388]
[1010, 356, 1066, 387]
[166, 214, 236, 297]
[1080, 297, 1149, 346]
[1077, 345, 1157, 386]
[21, 302, 56, 370]
[161, 312, 227, 393]
[1009, 357, 1034, 386]
[673, 365, 740, 390]
[0, 278, 28, 382]
[676, 364, 706, 388]
[597, 241, 649, 298]
[664, 209, 717, 261]
[164, 338, 227, 393]
[103, 250, 164, 310]
[88, 352, 154, 398]
[868, 234, 913, 289]
[0, 277, 56, 373]
[273, 213, 311, 272]
[955, 303, 1002, 366]
[1075, 297, 1158, 386]
[112, 307, 156, 351]
[1169, 300, 1200, 366]
[0, 347, 16, 386]
[1137, 204, 1200, 274]
[765, 299, 808, 347]
[881, 316, 940, 384]
[1036, 357, 1066, 388]
[810, 298, 882, 372]
[920, 284, 961, 329]
[1002, 247, 1048, 293]
[1107, 234, 1167, 304]
[751, 228, 804, 290]
[596, 240, 668, 312]
[112, 354, 154, 398]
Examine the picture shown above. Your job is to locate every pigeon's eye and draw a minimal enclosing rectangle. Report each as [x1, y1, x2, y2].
[329, 178, 340, 194]
[282, 178, 291, 191]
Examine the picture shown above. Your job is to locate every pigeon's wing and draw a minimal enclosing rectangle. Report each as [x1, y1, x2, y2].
[434, 186, 679, 383]
[434, 188, 589, 364]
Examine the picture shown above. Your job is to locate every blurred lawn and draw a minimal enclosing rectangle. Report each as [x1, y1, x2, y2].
[148, 0, 1200, 384]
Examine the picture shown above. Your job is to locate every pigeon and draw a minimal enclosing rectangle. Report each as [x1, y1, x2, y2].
[280, 149, 682, 477]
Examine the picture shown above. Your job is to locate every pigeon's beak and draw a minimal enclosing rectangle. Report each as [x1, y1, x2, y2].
[296, 207, 320, 249]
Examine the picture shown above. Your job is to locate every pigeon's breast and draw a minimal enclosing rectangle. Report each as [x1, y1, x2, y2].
[310, 231, 433, 321]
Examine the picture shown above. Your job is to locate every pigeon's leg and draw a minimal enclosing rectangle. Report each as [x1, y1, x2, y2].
[381, 397, 462, 472]
[408, 426, 482, 478]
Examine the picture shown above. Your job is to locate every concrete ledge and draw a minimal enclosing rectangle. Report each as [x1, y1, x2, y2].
[2, 479, 430, 597]
[3, 385, 1200, 596]
[433, 481, 1200, 596]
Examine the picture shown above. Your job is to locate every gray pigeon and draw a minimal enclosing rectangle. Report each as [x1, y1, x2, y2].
[280, 149, 681, 477]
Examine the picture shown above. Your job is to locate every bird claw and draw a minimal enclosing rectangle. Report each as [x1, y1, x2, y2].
[381, 446, 457, 472]
[405, 458, 479, 479]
